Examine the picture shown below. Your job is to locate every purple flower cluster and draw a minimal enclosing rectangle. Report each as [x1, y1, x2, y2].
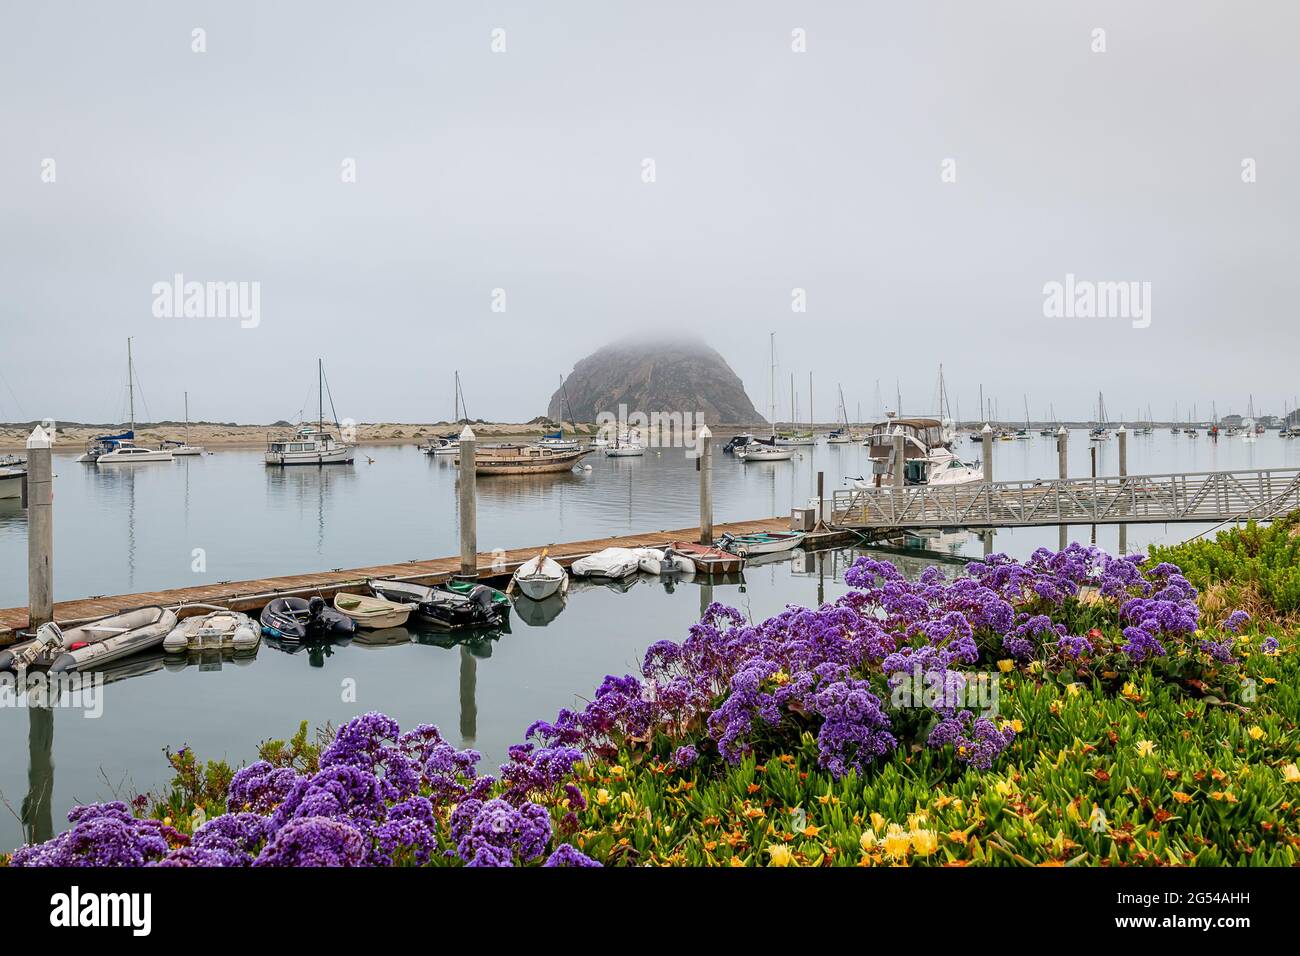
[9, 802, 176, 867]
[927, 712, 1017, 770]
[448, 798, 551, 867]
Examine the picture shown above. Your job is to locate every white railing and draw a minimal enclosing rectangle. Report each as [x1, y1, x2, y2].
[830, 468, 1300, 529]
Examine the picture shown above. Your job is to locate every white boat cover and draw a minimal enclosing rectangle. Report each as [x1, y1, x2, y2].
[571, 547, 641, 579]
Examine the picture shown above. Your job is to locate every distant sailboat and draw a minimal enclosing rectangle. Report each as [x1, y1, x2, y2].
[165, 391, 205, 456]
[739, 333, 794, 462]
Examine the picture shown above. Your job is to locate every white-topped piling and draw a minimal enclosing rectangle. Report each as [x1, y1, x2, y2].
[892, 426, 905, 490]
[981, 423, 993, 484]
[458, 425, 477, 578]
[26, 426, 54, 628]
[698, 425, 713, 545]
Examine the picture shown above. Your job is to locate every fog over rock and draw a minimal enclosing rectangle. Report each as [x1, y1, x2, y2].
[547, 337, 765, 425]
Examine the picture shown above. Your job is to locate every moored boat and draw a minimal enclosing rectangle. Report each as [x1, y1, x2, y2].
[333, 592, 413, 630]
[163, 609, 260, 652]
[634, 547, 695, 575]
[512, 551, 568, 600]
[0, 461, 24, 500]
[668, 541, 745, 575]
[0, 607, 178, 674]
[462, 443, 591, 475]
[537, 430, 581, 453]
[718, 530, 805, 557]
[368, 578, 510, 630]
[571, 547, 641, 579]
[265, 360, 355, 465]
[259, 596, 356, 643]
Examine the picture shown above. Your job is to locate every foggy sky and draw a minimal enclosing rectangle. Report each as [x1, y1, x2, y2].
[2, 1, 1297, 427]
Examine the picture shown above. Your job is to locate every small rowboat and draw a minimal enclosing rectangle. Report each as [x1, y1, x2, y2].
[512, 550, 568, 601]
[333, 592, 413, 630]
[164, 609, 260, 652]
[0, 607, 179, 674]
[718, 530, 805, 557]
[669, 541, 745, 575]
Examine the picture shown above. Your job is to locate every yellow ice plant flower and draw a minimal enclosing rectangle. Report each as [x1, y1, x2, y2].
[1247, 726, 1266, 741]
[771, 669, 791, 686]
[1281, 764, 1300, 784]
[1136, 740, 1156, 758]
[860, 829, 878, 851]
[767, 844, 794, 867]
[1121, 682, 1141, 702]
[595, 789, 611, 806]
[910, 828, 939, 857]
[802, 825, 822, 838]
[882, 824, 912, 859]
[870, 812, 887, 832]
[907, 812, 928, 831]
[996, 659, 1014, 673]
[1066, 683, 1081, 697]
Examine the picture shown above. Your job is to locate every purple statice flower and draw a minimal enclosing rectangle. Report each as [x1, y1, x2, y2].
[151, 846, 250, 867]
[672, 745, 698, 768]
[372, 795, 438, 865]
[1121, 626, 1167, 663]
[1002, 614, 1065, 661]
[449, 798, 551, 867]
[544, 844, 602, 867]
[1224, 610, 1251, 633]
[253, 816, 368, 867]
[1199, 636, 1236, 664]
[1056, 634, 1094, 659]
[809, 677, 896, 778]
[190, 812, 268, 860]
[927, 712, 1016, 770]
[227, 761, 303, 814]
[498, 743, 583, 805]
[9, 802, 172, 867]
[1261, 636, 1280, 654]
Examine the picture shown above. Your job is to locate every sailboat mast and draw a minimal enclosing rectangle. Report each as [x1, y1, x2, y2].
[318, 358, 323, 432]
[809, 371, 813, 430]
[184, 391, 190, 444]
[768, 332, 776, 439]
[454, 370, 460, 422]
[127, 336, 135, 432]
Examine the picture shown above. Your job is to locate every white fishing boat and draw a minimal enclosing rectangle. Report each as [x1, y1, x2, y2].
[718, 530, 805, 557]
[512, 550, 569, 600]
[0, 608, 178, 674]
[265, 360, 355, 465]
[570, 547, 641, 579]
[0, 460, 25, 499]
[333, 592, 413, 630]
[163, 608, 260, 652]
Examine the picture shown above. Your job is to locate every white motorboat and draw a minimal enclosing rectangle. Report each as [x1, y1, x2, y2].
[862, 418, 982, 486]
[775, 433, 816, 446]
[163, 609, 260, 652]
[634, 547, 694, 575]
[717, 531, 805, 557]
[98, 444, 174, 464]
[570, 547, 641, 579]
[0, 463, 24, 500]
[422, 435, 460, 455]
[512, 551, 568, 600]
[0, 608, 178, 674]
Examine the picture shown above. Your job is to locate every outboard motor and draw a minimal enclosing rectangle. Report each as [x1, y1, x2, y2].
[468, 585, 495, 613]
[308, 596, 326, 619]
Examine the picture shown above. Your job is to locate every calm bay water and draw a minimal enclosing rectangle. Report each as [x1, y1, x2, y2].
[1, 430, 1297, 851]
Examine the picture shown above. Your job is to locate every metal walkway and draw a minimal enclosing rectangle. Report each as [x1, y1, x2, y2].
[830, 467, 1300, 531]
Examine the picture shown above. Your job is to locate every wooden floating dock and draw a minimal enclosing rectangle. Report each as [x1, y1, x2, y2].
[0, 517, 856, 642]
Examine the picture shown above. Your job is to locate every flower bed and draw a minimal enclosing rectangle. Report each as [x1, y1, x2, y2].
[5, 526, 1297, 867]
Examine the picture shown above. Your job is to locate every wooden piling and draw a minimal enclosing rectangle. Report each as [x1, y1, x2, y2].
[892, 427, 905, 490]
[458, 425, 477, 578]
[26, 426, 54, 629]
[981, 423, 993, 484]
[698, 426, 713, 545]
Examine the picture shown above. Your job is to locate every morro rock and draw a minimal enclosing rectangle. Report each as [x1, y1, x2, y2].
[547, 337, 765, 425]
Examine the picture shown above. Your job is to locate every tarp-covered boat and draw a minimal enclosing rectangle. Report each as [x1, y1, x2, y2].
[571, 548, 641, 579]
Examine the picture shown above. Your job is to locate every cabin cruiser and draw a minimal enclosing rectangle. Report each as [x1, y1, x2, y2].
[736, 436, 794, 461]
[861, 418, 982, 486]
[98, 442, 174, 464]
[422, 433, 460, 455]
[265, 424, 355, 465]
[723, 433, 754, 453]
[77, 431, 137, 463]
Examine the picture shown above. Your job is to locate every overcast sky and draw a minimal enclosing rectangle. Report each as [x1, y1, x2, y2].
[2, 1, 1296, 426]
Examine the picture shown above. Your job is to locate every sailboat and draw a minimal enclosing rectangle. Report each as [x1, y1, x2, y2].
[539, 374, 582, 452]
[264, 359, 356, 465]
[164, 392, 205, 456]
[1088, 392, 1112, 441]
[1184, 403, 1199, 437]
[95, 338, 174, 464]
[1243, 395, 1258, 443]
[738, 333, 794, 462]
[423, 371, 467, 455]
[776, 373, 815, 445]
[1135, 404, 1153, 436]
[827, 384, 853, 443]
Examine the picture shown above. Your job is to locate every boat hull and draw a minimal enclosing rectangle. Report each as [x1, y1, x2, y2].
[719, 531, 804, 556]
[0, 471, 22, 500]
[163, 610, 260, 652]
[265, 447, 355, 465]
[669, 542, 745, 575]
[45, 607, 179, 673]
